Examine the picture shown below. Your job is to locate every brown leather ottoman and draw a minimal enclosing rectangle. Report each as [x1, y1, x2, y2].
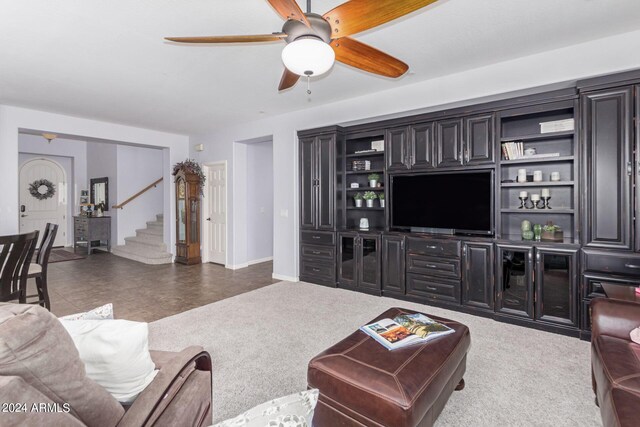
[308, 307, 470, 427]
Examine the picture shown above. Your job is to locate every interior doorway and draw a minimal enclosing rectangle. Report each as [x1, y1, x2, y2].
[204, 162, 227, 265]
[19, 158, 68, 247]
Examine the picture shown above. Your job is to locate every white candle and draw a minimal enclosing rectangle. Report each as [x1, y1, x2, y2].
[519, 191, 528, 198]
[541, 188, 550, 197]
[531, 193, 540, 201]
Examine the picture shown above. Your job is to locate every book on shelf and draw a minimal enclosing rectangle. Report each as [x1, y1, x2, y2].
[540, 118, 574, 134]
[360, 312, 454, 350]
[502, 141, 560, 160]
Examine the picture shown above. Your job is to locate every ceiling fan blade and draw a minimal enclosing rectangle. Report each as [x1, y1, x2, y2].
[266, 0, 310, 27]
[323, 0, 438, 38]
[165, 34, 287, 43]
[331, 38, 408, 78]
[279, 68, 300, 91]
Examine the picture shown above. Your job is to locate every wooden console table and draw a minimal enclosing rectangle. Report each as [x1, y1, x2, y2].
[73, 216, 111, 255]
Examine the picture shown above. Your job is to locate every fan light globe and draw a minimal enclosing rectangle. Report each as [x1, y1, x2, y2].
[281, 37, 335, 77]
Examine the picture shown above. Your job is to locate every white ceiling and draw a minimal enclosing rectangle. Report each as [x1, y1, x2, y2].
[1, 0, 639, 135]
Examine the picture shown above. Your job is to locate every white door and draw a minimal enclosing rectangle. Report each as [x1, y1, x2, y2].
[206, 163, 226, 265]
[19, 159, 68, 247]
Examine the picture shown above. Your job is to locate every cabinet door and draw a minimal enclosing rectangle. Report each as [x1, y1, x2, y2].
[317, 135, 335, 230]
[382, 235, 405, 294]
[636, 85, 640, 251]
[582, 87, 633, 250]
[462, 242, 494, 310]
[385, 127, 409, 171]
[299, 137, 316, 229]
[534, 248, 578, 327]
[410, 122, 436, 169]
[464, 114, 494, 165]
[495, 244, 534, 319]
[436, 119, 463, 167]
[338, 233, 357, 288]
[359, 235, 381, 292]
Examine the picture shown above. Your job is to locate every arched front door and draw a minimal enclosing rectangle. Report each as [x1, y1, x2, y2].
[19, 158, 68, 247]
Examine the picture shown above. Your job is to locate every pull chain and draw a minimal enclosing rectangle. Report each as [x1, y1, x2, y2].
[307, 75, 311, 95]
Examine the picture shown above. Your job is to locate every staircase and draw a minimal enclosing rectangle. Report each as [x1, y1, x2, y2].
[112, 214, 172, 265]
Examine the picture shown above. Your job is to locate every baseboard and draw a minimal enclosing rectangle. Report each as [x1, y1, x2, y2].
[272, 273, 299, 282]
[226, 263, 249, 270]
[247, 256, 273, 266]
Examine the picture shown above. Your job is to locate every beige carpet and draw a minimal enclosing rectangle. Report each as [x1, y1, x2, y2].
[149, 281, 602, 426]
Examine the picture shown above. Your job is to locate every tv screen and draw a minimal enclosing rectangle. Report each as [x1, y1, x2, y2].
[391, 171, 494, 235]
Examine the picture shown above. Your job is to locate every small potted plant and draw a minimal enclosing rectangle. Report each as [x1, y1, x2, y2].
[354, 192, 363, 208]
[378, 193, 385, 208]
[368, 173, 380, 188]
[363, 191, 377, 208]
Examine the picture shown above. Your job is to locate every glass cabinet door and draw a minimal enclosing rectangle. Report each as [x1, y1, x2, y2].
[359, 236, 381, 291]
[496, 244, 534, 319]
[338, 233, 357, 288]
[535, 248, 578, 326]
[177, 179, 186, 243]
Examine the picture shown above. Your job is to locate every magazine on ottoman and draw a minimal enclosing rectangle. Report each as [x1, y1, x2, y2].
[360, 312, 454, 350]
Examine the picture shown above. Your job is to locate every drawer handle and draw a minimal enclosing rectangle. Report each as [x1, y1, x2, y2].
[312, 236, 321, 240]
[312, 251, 322, 255]
[505, 298, 520, 305]
[426, 245, 440, 250]
[624, 263, 640, 269]
[425, 264, 438, 269]
[426, 286, 438, 291]
[312, 268, 321, 272]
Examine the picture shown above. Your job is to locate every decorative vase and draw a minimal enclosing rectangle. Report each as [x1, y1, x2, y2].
[354, 199, 363, 207]
[369, 180, 378, 188]
[533, 224, 542, 241]
[522, 230, 534, 241]
[366, 199, 374, 208]
[380, 200, 385, 208]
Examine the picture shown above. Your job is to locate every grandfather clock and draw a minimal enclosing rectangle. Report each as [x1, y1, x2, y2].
[174, 168, 201, 265]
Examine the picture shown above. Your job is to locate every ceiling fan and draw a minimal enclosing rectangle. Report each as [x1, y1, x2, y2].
[165, 0, 439, 91]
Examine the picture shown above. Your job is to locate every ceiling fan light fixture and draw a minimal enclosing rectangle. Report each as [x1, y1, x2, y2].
[42, 133, 57, 144]
[281, 36, 335, 77]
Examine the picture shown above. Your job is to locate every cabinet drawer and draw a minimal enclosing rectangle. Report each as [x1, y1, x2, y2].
[583, 250, 640, 277]
[300, 244, 335, 261]
[406, 274, 460, 303]
[407, 238, 460, 258]
[583, 276, 607, 299]
[300, 258, 335, 281]
[407, 255, 460, 279]
[301, 231, 335, 246]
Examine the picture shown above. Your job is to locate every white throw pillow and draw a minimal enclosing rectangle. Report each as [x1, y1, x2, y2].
[213, 389, 319, 427]
[60, 318, 158, 404]
[60, 303, 114, 320]
[631, 326, 640, 344]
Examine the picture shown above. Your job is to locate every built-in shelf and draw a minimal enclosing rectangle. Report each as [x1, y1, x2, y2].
[346, 151, 385, 158]
[501, 181, 574, 188]
[500, 234, 576, 245]
[501, 208, 574, 214]
[500, 130, 575, 142]
[501, 156, 574, 165]
[346, 169, 385, 175]
[346, 187, 384, 192]
[347, 207, 385, 211]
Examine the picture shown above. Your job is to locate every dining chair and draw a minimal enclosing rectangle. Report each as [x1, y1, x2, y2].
[0, 231, 39, 304]
[26, 223, 58, 310]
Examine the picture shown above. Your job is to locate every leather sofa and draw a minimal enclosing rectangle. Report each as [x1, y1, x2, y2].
[0, 303, 212, 426]
[590, 298, 640, 427]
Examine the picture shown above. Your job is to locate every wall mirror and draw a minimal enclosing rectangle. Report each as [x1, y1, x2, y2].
[90, 177, 109, 210]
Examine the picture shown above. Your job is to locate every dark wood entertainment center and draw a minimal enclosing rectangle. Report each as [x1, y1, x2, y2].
[299, 69, 640, 340]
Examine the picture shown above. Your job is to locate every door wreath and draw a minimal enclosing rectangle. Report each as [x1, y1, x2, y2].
[29, 179, 56, 200]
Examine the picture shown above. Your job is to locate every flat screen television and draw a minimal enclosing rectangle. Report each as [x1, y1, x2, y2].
[390, 170, 494, 236]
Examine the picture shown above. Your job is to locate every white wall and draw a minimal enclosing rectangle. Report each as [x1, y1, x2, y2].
[116, 144, 164, 244]
[0, 106, 189, 256]
[87, 141, 118, 244]
[18, 133, 88, 246]
[190, 29, 640, 281]
[246, 141, 274, 263]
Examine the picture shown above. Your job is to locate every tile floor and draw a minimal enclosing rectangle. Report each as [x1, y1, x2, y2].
[30, 250, 278, 322]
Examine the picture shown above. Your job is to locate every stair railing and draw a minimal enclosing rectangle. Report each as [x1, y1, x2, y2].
[112, 177, 163, 209]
